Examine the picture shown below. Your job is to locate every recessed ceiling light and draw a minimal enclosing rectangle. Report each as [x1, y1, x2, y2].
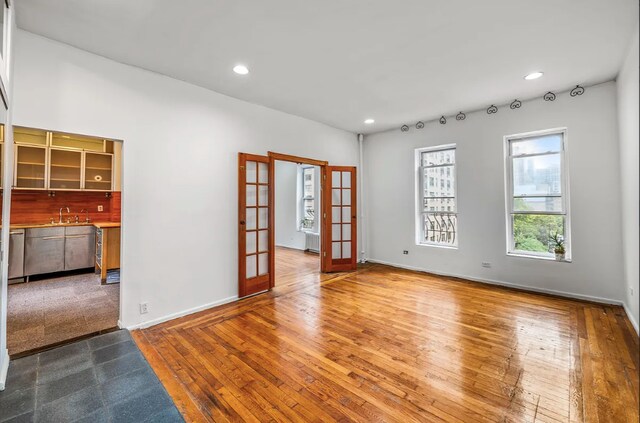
[364, 119, 375, 124]
[524, 71, 544, 80]
[233, 65, 249, 75]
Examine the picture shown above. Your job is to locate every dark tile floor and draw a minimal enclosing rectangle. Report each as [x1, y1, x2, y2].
[8, 271, 119, 355]
[0, 330, 183, 422]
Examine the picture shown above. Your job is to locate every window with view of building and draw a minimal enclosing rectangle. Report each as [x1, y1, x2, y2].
[416, 145, 457, 247]
[300, 167, 315, 230]
[505, 129, 571, 260]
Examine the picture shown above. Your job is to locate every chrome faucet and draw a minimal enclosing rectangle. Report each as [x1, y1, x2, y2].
[59, 206, 70, 224]
[80, 208, 91, 223]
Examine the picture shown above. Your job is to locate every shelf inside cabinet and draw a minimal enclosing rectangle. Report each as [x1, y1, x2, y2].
[51, 164, 81, 169]
[18, 162, 46, 166]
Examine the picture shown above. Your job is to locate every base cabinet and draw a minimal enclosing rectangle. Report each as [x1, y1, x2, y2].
[25, 227, 65, 276]
[95, 227, 120, 283]
[64, 226, 96, 270]
[23, 225, 96, 277]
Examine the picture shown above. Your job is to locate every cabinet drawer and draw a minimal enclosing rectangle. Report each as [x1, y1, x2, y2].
[65, 225, 95, 236]
[26, 227, 65, 238]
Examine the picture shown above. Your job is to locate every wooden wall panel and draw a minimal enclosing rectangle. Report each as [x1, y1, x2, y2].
[6, 190, 121, 224]
[110, 192, 121, 222]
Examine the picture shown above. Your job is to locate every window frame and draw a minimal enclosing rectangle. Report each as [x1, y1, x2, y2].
[504, 127, 572, 261]
[415, 143, 458, 249]
[299, 165, 316, 232]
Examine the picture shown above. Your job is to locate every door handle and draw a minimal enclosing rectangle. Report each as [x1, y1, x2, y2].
[65, 235, 88, 239]
[240, 221, 245, 225]
[42, 236, 64, 240]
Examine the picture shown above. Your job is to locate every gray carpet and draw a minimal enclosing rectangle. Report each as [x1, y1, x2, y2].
[0, 330, 183, 422]
[8, 272, 119, 355]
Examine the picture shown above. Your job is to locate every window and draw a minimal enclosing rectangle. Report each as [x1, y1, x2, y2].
[416, 145, 457, 247]
[505, 129, 571, 260]
[300, 167, 315, 230]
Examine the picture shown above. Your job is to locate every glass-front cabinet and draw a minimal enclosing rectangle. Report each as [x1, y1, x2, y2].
[15, 145, 47, 189]
[49, 148, 82, 190]
[84, 152, 113, 191]
[12, 126, 116, 192]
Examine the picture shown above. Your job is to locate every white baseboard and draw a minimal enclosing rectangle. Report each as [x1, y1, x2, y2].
[0, 348, 9, 391]
[622, 302, 639, 335]
[366, 258, 624, 306]
[124, 295, 238, 330]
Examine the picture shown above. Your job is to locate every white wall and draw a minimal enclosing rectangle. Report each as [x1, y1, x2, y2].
[13, 30, 358, 328]
[364, 81, 625, 303]
[0, 6, 16, 391]
[275, 161, 305, 250]
[616, 24, 639, 331]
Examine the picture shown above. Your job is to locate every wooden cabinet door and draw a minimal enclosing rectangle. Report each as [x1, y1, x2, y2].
[238, 153, 273, 297]
[322, 166, 357, 272]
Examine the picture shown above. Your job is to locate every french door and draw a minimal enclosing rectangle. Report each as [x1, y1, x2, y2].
[322, 166, 357, 272]
[238, 153, 273, 297]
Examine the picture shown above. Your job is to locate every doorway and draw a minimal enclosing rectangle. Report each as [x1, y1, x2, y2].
[4, 127, 123, 357]
[273, 160, 322, 287]
[237, 151, 357, 298]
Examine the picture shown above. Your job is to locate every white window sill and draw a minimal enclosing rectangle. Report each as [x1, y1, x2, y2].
[416, 242, 458, 250]
[507, 252, 572, 263]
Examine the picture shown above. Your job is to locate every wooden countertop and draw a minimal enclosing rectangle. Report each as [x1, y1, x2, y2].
[1, 221, 120, 230]
[92, 222, 121, 229]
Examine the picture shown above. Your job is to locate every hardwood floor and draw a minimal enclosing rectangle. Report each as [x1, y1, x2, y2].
[272, 246, 321, 287]
[134, 250, 639, 422]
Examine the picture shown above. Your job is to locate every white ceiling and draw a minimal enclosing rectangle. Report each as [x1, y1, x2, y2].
[15, 0, 639, 134]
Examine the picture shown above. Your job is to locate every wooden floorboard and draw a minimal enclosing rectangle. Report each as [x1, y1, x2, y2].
[135, 247, 639, 422]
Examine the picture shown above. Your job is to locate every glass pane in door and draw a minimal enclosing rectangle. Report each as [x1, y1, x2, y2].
[324, 166, 357, 272]
[243, 158, 271, 286]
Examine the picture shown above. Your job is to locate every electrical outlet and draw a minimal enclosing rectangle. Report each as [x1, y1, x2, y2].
[403, 250, 409, 255]
[140, 302, 149, 314]
[98, 205, 104, 212]
[481, 262, 491, 268]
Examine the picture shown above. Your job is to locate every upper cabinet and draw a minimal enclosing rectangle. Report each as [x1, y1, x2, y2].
[84, 152, 113, 191]
[12, 126, 118, 192]
[51, 132, 105, 152]
[15, 145, 47, 189]
[14, 127, 48, 146]
[49, 148, 82, 190]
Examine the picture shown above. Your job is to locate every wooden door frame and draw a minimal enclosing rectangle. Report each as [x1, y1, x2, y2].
[267, 152, 329, 286]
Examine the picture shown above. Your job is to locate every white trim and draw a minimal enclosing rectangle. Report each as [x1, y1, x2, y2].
[623, 302, 639, 335]
[0, 348, 9, 391]
[124, 295, 238, 330]
[366, 258, 624, 305]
